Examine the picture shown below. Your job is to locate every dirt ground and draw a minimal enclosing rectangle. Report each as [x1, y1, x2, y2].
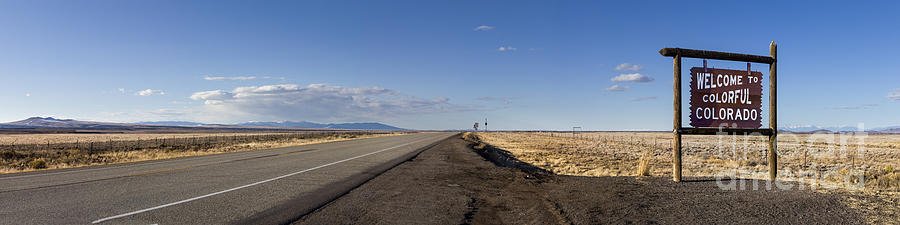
[295, 134, 893, 224]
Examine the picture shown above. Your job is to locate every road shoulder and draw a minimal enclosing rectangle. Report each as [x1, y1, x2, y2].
[294, 134, 869, 224]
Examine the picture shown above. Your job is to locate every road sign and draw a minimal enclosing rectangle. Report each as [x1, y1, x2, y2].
[660, 42, 778, 182]
[689, 67, 763, 128]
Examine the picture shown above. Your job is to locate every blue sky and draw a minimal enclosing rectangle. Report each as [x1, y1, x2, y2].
[1, 0, 898, 130]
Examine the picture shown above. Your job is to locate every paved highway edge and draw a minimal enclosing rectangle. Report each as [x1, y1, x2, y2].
[234, 133, 458, 225]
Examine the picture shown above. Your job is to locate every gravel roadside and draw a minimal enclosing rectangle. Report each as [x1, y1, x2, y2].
[294, 134, 869, 224]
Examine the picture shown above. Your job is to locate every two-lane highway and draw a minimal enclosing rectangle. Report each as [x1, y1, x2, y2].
[0, 132, 455, 224]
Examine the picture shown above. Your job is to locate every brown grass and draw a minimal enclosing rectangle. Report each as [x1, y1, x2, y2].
[466, 131, 900, 223]
[636, 149, 652, 176]
[0, 131, 406, 173]
[467, 132, 900, 223]
[472, 131, 899, 191]
[461, 132, 486, 150]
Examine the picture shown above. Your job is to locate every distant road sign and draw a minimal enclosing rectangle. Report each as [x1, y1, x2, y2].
[689, 67, 763, 128]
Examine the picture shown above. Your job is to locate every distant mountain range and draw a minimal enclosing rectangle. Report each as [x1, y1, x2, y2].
[0, 117, 139, 129]
[779, 125, 900, 133]
[3, 117, 897, 133]
[234, 121, 404, 130]
[137, 121, 210, 126]
[0, 117, 407, 130]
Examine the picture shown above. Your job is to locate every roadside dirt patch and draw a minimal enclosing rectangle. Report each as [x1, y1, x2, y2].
[295, 133, 568, 225]
[295, 134, 871, 224]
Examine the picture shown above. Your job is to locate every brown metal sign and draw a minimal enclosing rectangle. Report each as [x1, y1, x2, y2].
[689, 66, 762, 128]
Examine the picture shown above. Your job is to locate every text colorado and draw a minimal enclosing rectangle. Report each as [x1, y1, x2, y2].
[689, 67, 762, 128]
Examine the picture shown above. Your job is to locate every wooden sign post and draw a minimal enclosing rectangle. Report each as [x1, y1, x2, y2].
[659, 42, 777, 182]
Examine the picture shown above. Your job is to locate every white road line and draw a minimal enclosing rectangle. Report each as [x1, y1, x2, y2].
[91, 137, 432, 224]
[1, 134, 391, 180]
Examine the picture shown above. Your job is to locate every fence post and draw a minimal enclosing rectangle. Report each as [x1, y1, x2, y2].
[672, 53, 683, 182]
[768, 41, 778, 181]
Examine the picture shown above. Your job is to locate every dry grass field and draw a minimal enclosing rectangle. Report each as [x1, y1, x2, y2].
[469, 131, 900, 223]
[0, 131, 405, 173]
[472, 131, 899, 191]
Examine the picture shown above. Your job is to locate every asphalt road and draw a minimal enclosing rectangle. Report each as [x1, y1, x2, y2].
[0, 132, 454, 225]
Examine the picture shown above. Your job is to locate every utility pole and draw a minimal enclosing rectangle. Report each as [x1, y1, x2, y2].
[484, 118, 488, 132]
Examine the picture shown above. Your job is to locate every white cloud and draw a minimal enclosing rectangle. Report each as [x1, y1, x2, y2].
[118, 88, 126, 94]
[204, 76, 257, 81]
[136, 89, 165, 96]
[611, 73, 654, 83]
[189, 84, 465, 122]
[630, 96, 657, 102]
[190, 90, 234, 105]
[888, 89, 900, 100]
[25, 93, 31, 97]
[498, 46, 517, 51]
[474, 25, 494, 31]
[615, 63, 644, 71]
[604, 85, 629, 92]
